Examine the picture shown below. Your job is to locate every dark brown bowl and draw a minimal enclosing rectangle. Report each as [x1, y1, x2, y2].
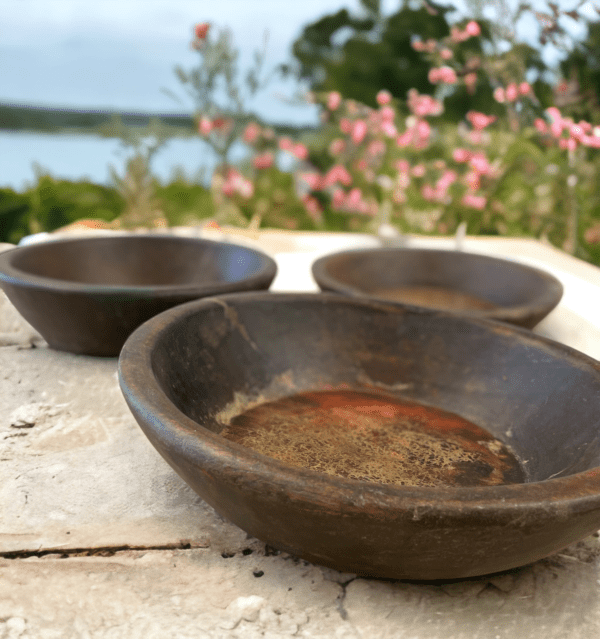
[118, 292, 600, 580]
[0, 234, 276, 356]
[312, 247, 564, 328]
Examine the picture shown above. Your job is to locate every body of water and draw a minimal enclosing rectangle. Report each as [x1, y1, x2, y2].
[0, 131, 217, 190]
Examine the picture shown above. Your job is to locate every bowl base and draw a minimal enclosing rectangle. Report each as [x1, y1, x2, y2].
[220, 388, 524, 488]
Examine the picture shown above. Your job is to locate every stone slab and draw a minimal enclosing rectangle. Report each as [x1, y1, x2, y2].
[1, 539, 600, 638]
[1, 231, 600, 638]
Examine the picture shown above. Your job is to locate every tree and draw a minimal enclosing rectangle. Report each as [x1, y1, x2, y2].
[292, 0, 454, 109]
[559, 20, 600, 123]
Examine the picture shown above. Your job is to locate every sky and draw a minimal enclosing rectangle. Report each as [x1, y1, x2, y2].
[0, 0, 593, 122]
[1, 0, 408, 124]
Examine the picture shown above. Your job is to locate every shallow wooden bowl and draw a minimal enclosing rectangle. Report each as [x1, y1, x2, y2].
[0, 234, 277, 356]
[312, 247, 563, 328]
[119, 293, 600, 580]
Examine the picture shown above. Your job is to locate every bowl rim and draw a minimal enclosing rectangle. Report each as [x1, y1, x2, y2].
[0, 234, 278, 297]
[311, 247, 564, 323]
[118, 291, 600, 518]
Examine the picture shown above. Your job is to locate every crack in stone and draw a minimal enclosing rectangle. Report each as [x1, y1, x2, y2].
[0, 540, 209, 560]
[336, 576, 358, 621]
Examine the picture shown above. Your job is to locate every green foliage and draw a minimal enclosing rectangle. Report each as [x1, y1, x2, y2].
[559, 21, 600, 123]
[155, 180, 215, 226]
[21, 176, 124, 237]
[0, 189, 30, 244]
[293, 4, 452, 108]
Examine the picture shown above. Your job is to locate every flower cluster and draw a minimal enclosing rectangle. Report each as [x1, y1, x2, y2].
[536, 107, 600, 150]
[184, 19, 600, 252]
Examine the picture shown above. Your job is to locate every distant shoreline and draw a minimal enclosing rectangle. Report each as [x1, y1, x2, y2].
[0, 102, 195, 137]
[0, 103, 311, 138]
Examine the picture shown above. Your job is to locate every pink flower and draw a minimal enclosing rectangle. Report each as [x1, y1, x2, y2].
[550, 120, 564, 137]
[534, 118, 548, 134]
[437, 169, 457, 190]
[519, 82, 531, 96]
[302, 195, 322, 222]
[428, 68, 441, 83]
[396, 131, 412, 148]
[427, 67, 458, 84]
[493, 87, 506, 103]
[569, 123, 586, 142]
[221, 182, 235, 197]
[351, 120, 368, 144]
[468, 130, 484, 145]
[462, 193, 487, 209]
[222, 168, 254, 198]
[299, 172, 323, 191]
[194, 23, 210, 40]
[198, 117, 212, 135]
[329, 138, 346, 156]
[367, 140, 386, 156]
[253, 152, 274, 169]
[407, 89, 443, 117]
[584, 134, 600, 148]
[505, 83, 519, 102]
[439, 66, 457, 84]
[559, 138, 577, 151]
[395, 159, 410, 173]
[469, 151, 492, 175]
[332, 188, 346, 209]
[340, 118, 352, 134]
[376, 90, 392, 105]
[381, 121, 397, 137]
[293, 143, 309, 160]
[412, 164, 426, 177]
[379, 106, 395, 122]
[464, 72, 477, 89]
[422, 184, 437, 201]
[278, 136, 294, 151]
[416, 119, 431, 140]
[450, 26, 468, 43]
[464, 171, 480, 191]
[412, 39, 425, 52]
[327, 91, 342, 110]
[546, 107, 562, 122]
[324, 164, 352, 187]
[465, 21, 481, 37]
[346, 188, 364, 208]
[440, 48, 453, 60]
[467, 111, 497, 130]
[243, 122, 261, 144]
[453, 148, 471, 163]
[424, 39, 437, 53]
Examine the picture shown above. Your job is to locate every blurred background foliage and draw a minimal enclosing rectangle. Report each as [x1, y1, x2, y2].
[1, 0, 600, 267]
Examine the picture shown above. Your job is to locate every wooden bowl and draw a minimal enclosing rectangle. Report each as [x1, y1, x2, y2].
[312, 247, 563, 328]
[0, 234, 276, 356]
[119, 293, 600, 580]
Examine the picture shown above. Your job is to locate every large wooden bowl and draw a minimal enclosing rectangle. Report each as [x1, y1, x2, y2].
[119, 293, 600, 580]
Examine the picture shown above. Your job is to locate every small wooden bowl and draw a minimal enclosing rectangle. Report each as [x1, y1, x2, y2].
[312, 247, 563, 328]
[0, 234, 277, 356]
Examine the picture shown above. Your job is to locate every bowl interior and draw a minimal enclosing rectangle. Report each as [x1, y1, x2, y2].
[147, 295, 600, 486]
[9, 235, 269, 287]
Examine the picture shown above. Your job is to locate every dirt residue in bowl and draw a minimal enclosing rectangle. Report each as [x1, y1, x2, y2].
[220, 389, 524, 488]
[370, 285, 499, 312]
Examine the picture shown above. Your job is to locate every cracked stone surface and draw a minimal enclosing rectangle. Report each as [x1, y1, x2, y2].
[1, 231, 600, 638]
